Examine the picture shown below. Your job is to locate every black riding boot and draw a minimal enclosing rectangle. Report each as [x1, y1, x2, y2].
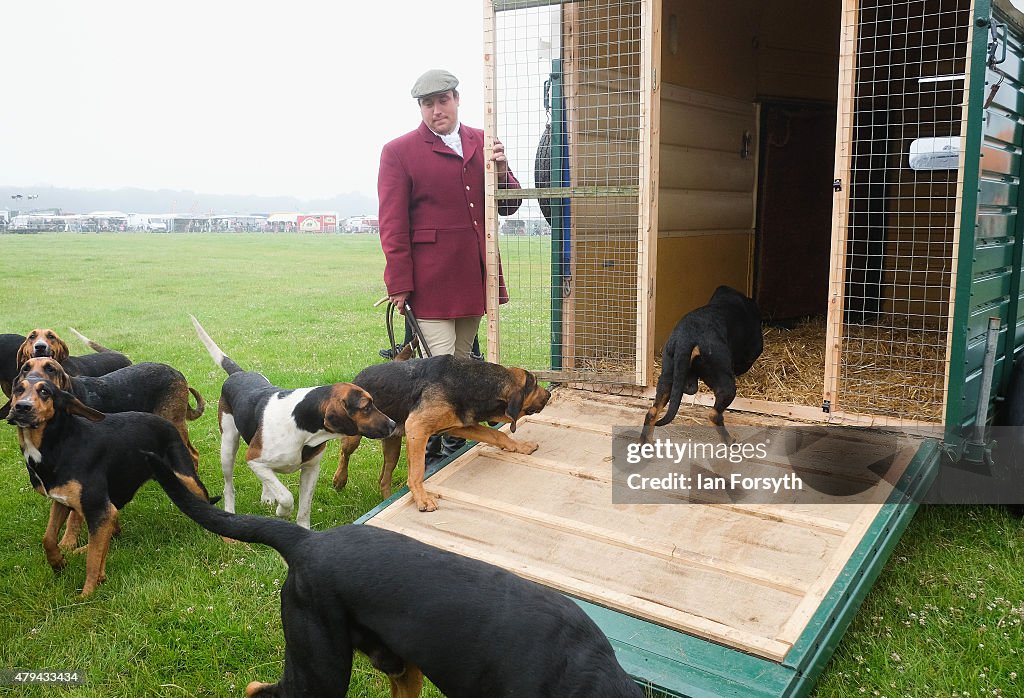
[425, 434, 445, 467]
[440, 435, 467, 458]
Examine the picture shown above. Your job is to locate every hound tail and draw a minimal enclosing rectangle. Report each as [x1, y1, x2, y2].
[654, 344, 700, 427]
[144, 451, 309, 561]
[186, 386, 206, 421]
[189, 315, 244, 375]
[68, 327, 115, 353]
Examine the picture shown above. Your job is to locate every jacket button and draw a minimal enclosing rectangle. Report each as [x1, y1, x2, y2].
[469, 203, 475, 208]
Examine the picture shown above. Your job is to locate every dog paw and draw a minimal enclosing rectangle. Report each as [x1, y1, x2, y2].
[332, 472, 348, 490]
[275, 502, 294, 518]
[513, 440, 540, 455]
[414, 493, 439, 512]
[246, 682, 275, 697]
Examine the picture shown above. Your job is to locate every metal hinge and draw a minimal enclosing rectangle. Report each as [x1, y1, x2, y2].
[832, 179, 842, 192]
[822, 399, 831, 414]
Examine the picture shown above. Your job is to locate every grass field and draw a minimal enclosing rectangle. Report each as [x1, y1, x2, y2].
[0, 232, 1022, 698]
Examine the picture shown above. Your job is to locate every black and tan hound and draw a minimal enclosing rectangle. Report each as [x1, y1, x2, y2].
[15, 327, 131, 380]
[5, 377, 217, 597]
[7, 357, 205, 464]
[332, 354, 551, 512]
[150, 453, 644, 698]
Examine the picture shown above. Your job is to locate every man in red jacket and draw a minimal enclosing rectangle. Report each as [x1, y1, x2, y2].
[377, 68, 522, 359]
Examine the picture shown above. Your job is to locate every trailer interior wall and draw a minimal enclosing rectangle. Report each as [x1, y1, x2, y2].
[655, 0, 840, 348]
[658, 0, 973, 425]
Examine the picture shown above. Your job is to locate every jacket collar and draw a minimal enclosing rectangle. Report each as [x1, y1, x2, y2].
[418, 121, 479, 161]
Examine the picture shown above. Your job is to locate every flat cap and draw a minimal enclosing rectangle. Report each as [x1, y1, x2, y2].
[411, 69, 459, 99]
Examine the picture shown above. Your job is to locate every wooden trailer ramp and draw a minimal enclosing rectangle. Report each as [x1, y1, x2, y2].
[359, 389, 942, 697]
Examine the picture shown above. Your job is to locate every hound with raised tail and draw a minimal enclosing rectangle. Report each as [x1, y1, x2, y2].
[148, 450, 645, 698]
[5, 357, 205, 464]
[190, 315, 396, 529]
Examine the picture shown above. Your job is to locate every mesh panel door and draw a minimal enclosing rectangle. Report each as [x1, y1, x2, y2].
[827, 0, 971, 423]
[487, 0, 648, 384]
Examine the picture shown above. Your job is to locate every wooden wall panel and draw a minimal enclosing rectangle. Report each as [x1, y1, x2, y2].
[655, 83, 755, 345]
[654, 233, 754, 348]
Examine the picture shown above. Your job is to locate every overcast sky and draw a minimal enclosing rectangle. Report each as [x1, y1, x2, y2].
[1, 1, 488, 200]
[8, 2, 1024, 202]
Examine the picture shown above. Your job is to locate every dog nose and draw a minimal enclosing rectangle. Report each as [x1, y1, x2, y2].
[13, 401, 31, 413]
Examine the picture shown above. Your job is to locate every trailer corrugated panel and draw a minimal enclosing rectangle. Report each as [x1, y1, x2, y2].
[949, 0, 1024, 435]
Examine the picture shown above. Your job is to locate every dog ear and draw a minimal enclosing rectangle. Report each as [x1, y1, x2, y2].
[15, 340, 31, 367]
[504, 371, 534, 434]
[44, 360, 72, 390]
[52, 334, 70, 363]
[395, 340, 416, 361]
[323, 393, 356, 434]
[505, 394, 522, 433]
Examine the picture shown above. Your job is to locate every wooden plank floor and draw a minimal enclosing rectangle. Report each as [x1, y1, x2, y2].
[366, 388, 923, 663]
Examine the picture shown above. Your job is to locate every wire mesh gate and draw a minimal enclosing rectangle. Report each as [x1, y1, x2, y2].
[485, 0, 650, 384]
[826, 0, 973, 424]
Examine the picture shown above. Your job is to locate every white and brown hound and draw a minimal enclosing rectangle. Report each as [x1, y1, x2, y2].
[190, 316, 396, 529]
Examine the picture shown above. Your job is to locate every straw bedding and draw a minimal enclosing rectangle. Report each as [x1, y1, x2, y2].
[653, 316, 946, 422]
[740, 317, 946, 421]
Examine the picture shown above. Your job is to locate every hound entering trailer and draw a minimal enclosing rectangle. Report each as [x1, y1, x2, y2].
[362, 0, 1024, 695]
